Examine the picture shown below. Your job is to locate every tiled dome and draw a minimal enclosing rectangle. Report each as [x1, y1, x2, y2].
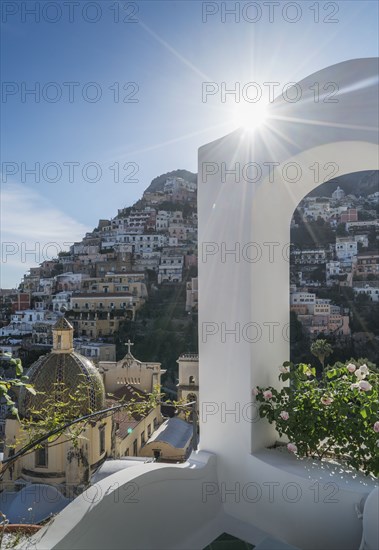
[19, 317, 105, 417]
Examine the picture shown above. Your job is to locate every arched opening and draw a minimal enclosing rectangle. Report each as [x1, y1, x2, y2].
[289, 170, 379, 370]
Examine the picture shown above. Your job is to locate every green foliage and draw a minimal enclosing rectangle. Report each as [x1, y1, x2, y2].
[114, 278, 198, 381]
[336, 223, 348, 237]
[310, 339, 333, 368]
[0, 355, 35, 420]
[19, 378, 97, 450]
[291, 218, 335, 249]
[255, 360, 379, 476]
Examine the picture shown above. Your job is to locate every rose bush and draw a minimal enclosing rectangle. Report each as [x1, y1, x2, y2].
[254, 359, 378, 476]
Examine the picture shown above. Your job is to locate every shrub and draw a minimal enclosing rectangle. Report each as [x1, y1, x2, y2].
[254, 360, 379, 476]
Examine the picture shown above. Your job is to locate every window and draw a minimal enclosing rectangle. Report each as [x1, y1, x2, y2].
[189, 375, 196, 385]
[133, 439, 138, 456]
[147, 424, 151, 437]
[99, 426, 106, 455]
[57, 335, 62, 349]
[125, 448, 129, 457]
[153, 417, 158, 429]
[141, 432, 145, 446]
[35, 443, 48, 467]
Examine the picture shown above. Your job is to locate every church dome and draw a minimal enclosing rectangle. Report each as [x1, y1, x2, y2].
[19, 318, 105, 417]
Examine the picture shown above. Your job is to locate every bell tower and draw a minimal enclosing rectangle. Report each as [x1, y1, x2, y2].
[52, 317, 74, 354]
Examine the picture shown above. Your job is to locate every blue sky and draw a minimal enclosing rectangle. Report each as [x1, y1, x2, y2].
[1, 0, 378, 287]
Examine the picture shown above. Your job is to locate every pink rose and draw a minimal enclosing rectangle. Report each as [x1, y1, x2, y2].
[358, 380, 372, 392]
[373, 421, 379, 433]
[321, 396, 334, 405]
[252, 387, 259, 396]
[287, 443, 297, 453]
[355, 369, 366, 380]
[280, 411, 289, 421]
[279, 366, 289, 373]
[347, 363, 356, 373]
[263, 390, 273, 400]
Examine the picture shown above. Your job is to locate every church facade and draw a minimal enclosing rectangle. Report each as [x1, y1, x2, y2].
[2, 319, 164, 497]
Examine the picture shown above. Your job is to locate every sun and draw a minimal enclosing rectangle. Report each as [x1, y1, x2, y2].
[232, 102, 270, 132]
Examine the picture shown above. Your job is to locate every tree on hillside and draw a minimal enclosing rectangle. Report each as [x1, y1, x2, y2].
[311, 339, 333, 369]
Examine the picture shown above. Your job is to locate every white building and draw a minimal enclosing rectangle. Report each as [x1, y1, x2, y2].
[164, 177, 196, 194]
[71, 243, 100, 255]
[302, 199, 330, 221]
[332, 185, 345, 200]
[367, 191, 379, 204]
[156, 211, 170, 231]
[353, 282, 379, 302]
[335, 237, 358, 263]
[354, 234, 369, 248]
[291, 248, 327, 264]
[289, 292, 316, 305]
[102, 233, 167, 254]
[158, 254, 184, 284]
[37, 278, 55, 295]
[346, 219, 379, 232]
[55, 272, 89, 291]
[52, 291, 72, 312]
[74, 341, 116, 363]
[132, 252, 161, 271]
[326, 261, 340, 286]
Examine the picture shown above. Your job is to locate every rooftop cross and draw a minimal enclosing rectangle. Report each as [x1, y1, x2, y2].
[125, 339, 134, 355]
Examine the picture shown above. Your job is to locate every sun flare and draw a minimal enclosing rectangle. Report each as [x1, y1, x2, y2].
[232, 103, 270, 132]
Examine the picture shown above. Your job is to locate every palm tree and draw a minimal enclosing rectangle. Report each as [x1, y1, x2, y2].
[311, 339, 333, 369]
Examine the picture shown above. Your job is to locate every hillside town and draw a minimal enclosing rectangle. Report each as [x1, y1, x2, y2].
[289, 177, 378, 363]
[0, 172, 201, 522]
[0, 172, 378, 369]
[0, 174, 198, 355]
